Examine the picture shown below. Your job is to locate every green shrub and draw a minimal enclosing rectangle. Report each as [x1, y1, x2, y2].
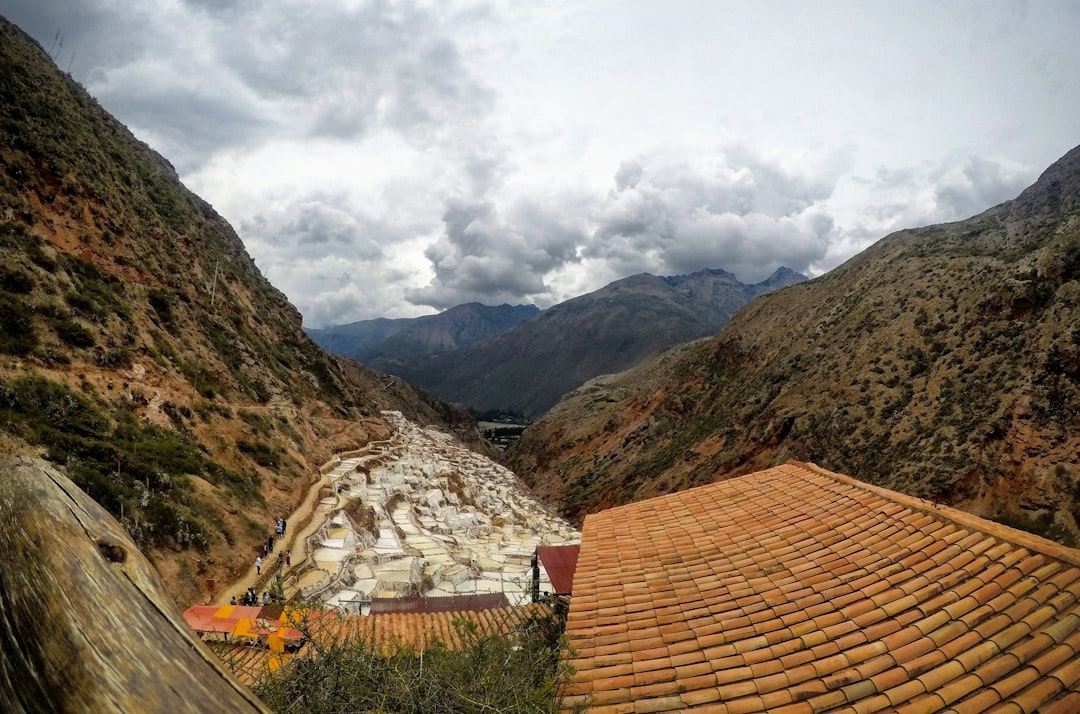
[253, 609, 581, 713]
[239, 408, 273, 435]
[147, 287, 174, 327]
[0, 265, 33, 293]
[25, 241, 56, 272]
[52, 315, 95, 347]
[0, 293, 38, 355]
[238, 437, 281, 468]
[61, 255, 129, 320]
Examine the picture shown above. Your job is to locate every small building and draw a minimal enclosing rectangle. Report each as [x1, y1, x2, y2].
[535, 544, 581, 600]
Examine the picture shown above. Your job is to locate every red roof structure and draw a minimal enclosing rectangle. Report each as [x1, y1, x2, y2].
[183, 604, 304, 641]
[561, 461, 1080, 712]
[538, 544, 581, 595]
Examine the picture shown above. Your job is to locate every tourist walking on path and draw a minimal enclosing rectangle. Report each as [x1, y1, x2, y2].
[255, 556, 262, 576]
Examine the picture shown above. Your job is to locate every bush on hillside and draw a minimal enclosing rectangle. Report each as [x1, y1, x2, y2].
[0, 293, 38, 355]
[253, 609, 582, 713]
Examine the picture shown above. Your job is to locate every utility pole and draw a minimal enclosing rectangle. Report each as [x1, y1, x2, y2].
[209, 260, 221, 308]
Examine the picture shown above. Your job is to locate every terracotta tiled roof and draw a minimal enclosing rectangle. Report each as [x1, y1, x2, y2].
[352, 604, 547, 653]
[212, 642, 283, 687]
[562, 461, 1080, 713]
[200, 604, 551, 684]
[539, 544, 582, 595]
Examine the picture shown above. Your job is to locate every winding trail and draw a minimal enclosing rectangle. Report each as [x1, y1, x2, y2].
[215, 439, 392, 606]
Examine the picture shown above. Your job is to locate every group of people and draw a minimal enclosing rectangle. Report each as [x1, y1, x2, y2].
[260, 517, 289, 558]
[254, 549, 292, 576]
[237, 516, 295, 607]
[259, 517, 289, 557]
[232, 588, 270, 607]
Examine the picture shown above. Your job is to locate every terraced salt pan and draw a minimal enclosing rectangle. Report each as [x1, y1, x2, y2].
[300, 411, 579, 612]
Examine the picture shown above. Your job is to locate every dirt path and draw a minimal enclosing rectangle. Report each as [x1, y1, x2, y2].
[214, 437, 396, 606]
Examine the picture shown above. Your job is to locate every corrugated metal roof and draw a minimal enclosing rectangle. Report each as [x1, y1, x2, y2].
[369, 593, 509, 614]
[537, 544, 580, 595]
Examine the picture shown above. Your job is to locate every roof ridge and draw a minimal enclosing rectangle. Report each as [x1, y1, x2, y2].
[793, 460, 1080, 568]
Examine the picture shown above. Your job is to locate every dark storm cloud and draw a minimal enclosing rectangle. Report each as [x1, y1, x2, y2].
[243, 198, 385, 260]
[931, 155, 1031, 220]
[99, 88, 268, 174]
[406, 147, 846, 310]
[855, 152, 1035, 234]
[240, 197, 402, 327]
[213, 2, 494, 143]
[1, 0, 493, 170]
[405, 197, 586, 310]
[0, 1, 124, 67]
[585, 150, 839, 282]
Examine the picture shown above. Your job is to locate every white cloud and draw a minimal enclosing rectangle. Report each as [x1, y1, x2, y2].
[2, 0, 1078, 326]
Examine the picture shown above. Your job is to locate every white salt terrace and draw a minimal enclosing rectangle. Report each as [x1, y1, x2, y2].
[291, 411, 579, 613]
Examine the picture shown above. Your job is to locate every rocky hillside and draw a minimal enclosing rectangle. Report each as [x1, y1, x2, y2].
[509, 144, 1080, 545]
[381, 266, 805, 418]
[0, 16, 475, 607]
[307, 302, 539, 365]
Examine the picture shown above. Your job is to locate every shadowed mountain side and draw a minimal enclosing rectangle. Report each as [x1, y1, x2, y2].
[307, 303, 539, 365]
[379, 267, 806, 419]
[0, 457, 268, 713]
[509, 144, 1080, 543]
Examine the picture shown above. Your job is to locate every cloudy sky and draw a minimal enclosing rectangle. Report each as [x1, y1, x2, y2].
[3, 1, 1079, 327]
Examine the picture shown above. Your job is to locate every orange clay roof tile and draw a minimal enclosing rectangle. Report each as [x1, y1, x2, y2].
[561, 462, 1080, 712]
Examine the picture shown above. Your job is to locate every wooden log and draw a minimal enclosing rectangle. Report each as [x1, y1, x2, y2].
[0, 456, 269, 713]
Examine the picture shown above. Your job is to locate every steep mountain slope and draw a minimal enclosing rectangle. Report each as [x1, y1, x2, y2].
[509, 144, 1080, 544]
[307, 302, 538, 364]
[381, 267, 805, 418]
[0, 16, 475, 606]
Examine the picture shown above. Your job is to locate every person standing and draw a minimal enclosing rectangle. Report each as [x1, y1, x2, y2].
[285, 549, 291, 567]
[255, 555, 262, 576]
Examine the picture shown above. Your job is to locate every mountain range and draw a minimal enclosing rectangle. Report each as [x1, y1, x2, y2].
[507, 142, 1080, 545]
[306, 302, 539, 366]
[315, 266, 805, 418]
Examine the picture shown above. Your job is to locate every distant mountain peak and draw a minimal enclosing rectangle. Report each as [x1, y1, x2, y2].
[765, 266, 803, 281]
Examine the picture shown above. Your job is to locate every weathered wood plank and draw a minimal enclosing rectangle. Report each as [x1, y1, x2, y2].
[0, 457, 269, 713]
